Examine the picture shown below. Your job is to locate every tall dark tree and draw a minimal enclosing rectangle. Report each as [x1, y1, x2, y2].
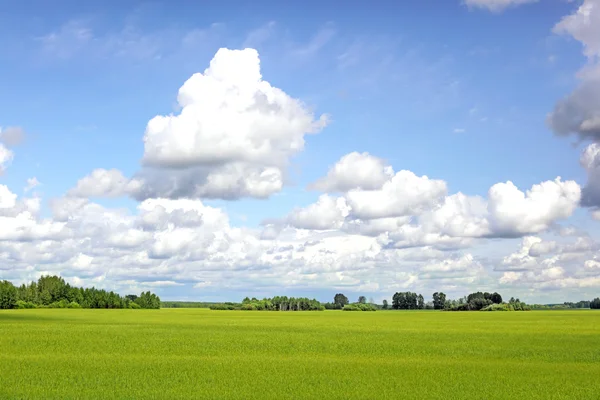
[417, 294, 425, 310]
[392, 292, 420, 310]
[591, 298, 600, 309]
[490, 292, 503, 304]
[432, 292, 446, 310]
[358, 296, 367, 304]
[467, 292, 485, 303]
[0, 280, 17, 309]
[333, 293, 349, 309]
[382, 299, 389, 309]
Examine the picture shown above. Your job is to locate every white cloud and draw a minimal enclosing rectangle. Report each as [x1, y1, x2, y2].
[132, 48, 327, 200]
[463, 0, 538, 13]
[64, 47, 328, 201]
[144, 281, 185, 287]
[69, 169, 142, 198]
[487, 178, 581, 236]
[501, 236, 543, 270]
[282, 151, 580, 253]
[548, 1, 600, 144]
[0, 144, 13, 173]
[142, 48, 327, 168]
[0, 184, 17, 209]
[579, 143, 600, 207]
[553, 0, 600, 60]
[285, 195, 350, 230]
[419, 254, 485, 282]
[71, 253, 93, 269]
[24, 177, 41, 192]
[345, 170, 447, 219]
[496, 232, 600, 292]
[309, 152, 394, 192]
[499, 266, 566, 285]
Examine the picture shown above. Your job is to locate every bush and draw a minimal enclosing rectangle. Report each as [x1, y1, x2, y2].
[481, 303, 530, 311]
[210, 303, 238, 310]
[129, 302, 141, 309]
[15, 300, 37, 309]
[49, 299, 70, 309]
[481, 303, 510, 311]
[343, 303, 377, 311]
[67, 302, 81, 309]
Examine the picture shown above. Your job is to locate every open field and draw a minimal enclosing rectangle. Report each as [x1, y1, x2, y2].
[1, 309, 599, 399]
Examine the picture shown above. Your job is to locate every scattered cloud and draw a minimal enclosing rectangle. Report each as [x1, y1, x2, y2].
[243, 21, 276, 48]
[24, 177, 41, 192]
[287, 24, 336, 58]
[35, 18, 221, 63]
[463, 0, 538, 13]
[0, 126, 26, 146]
[0, 145, 13, 174]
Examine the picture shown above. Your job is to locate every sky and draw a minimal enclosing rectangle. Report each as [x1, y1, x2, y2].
[1, 0, 600, 304]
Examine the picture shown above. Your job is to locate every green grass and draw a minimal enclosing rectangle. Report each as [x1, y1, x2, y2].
[1, 309, 599, 399]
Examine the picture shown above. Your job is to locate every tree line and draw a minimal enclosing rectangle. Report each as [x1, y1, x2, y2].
[209, 294, 378, 311]
[387, 291, 600, 311]
[386, 291, 519, 311]
[323, 294, 377, 311]
[530, 300, 594, 310]
[210, 296, 325, 311]
[0, 276, 160, 310]
[162, 301, 219, 308]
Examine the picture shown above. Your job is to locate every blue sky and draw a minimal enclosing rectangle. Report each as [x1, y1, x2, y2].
[1, 0, 600, 304]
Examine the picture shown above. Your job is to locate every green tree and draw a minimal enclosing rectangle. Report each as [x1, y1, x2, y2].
[432, 292, 446, 310]
[591, 298, 600, 309]
[333, 293, 349, 309]
[0, 280, 18, 309]
[417, 294, 425, 309]
[490, 292, 503, 304]
[358, 296, 367, 304]
[392, 292, 420, 310]
[135, 291, 161, 309]
[382, 299, 389, 309]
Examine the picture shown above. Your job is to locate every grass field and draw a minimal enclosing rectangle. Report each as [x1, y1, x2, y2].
[1, 309, 599, 399]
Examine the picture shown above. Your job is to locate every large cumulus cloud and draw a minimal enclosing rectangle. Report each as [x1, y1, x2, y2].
[71, 48, 328, 201]
[547, 0, 600, 208]
[289, 153, 581, 244]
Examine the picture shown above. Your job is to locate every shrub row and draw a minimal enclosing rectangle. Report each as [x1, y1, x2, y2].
[343, 303, 377, 311]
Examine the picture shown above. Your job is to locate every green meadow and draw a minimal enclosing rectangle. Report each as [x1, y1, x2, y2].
[1, 309, 599, 399]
